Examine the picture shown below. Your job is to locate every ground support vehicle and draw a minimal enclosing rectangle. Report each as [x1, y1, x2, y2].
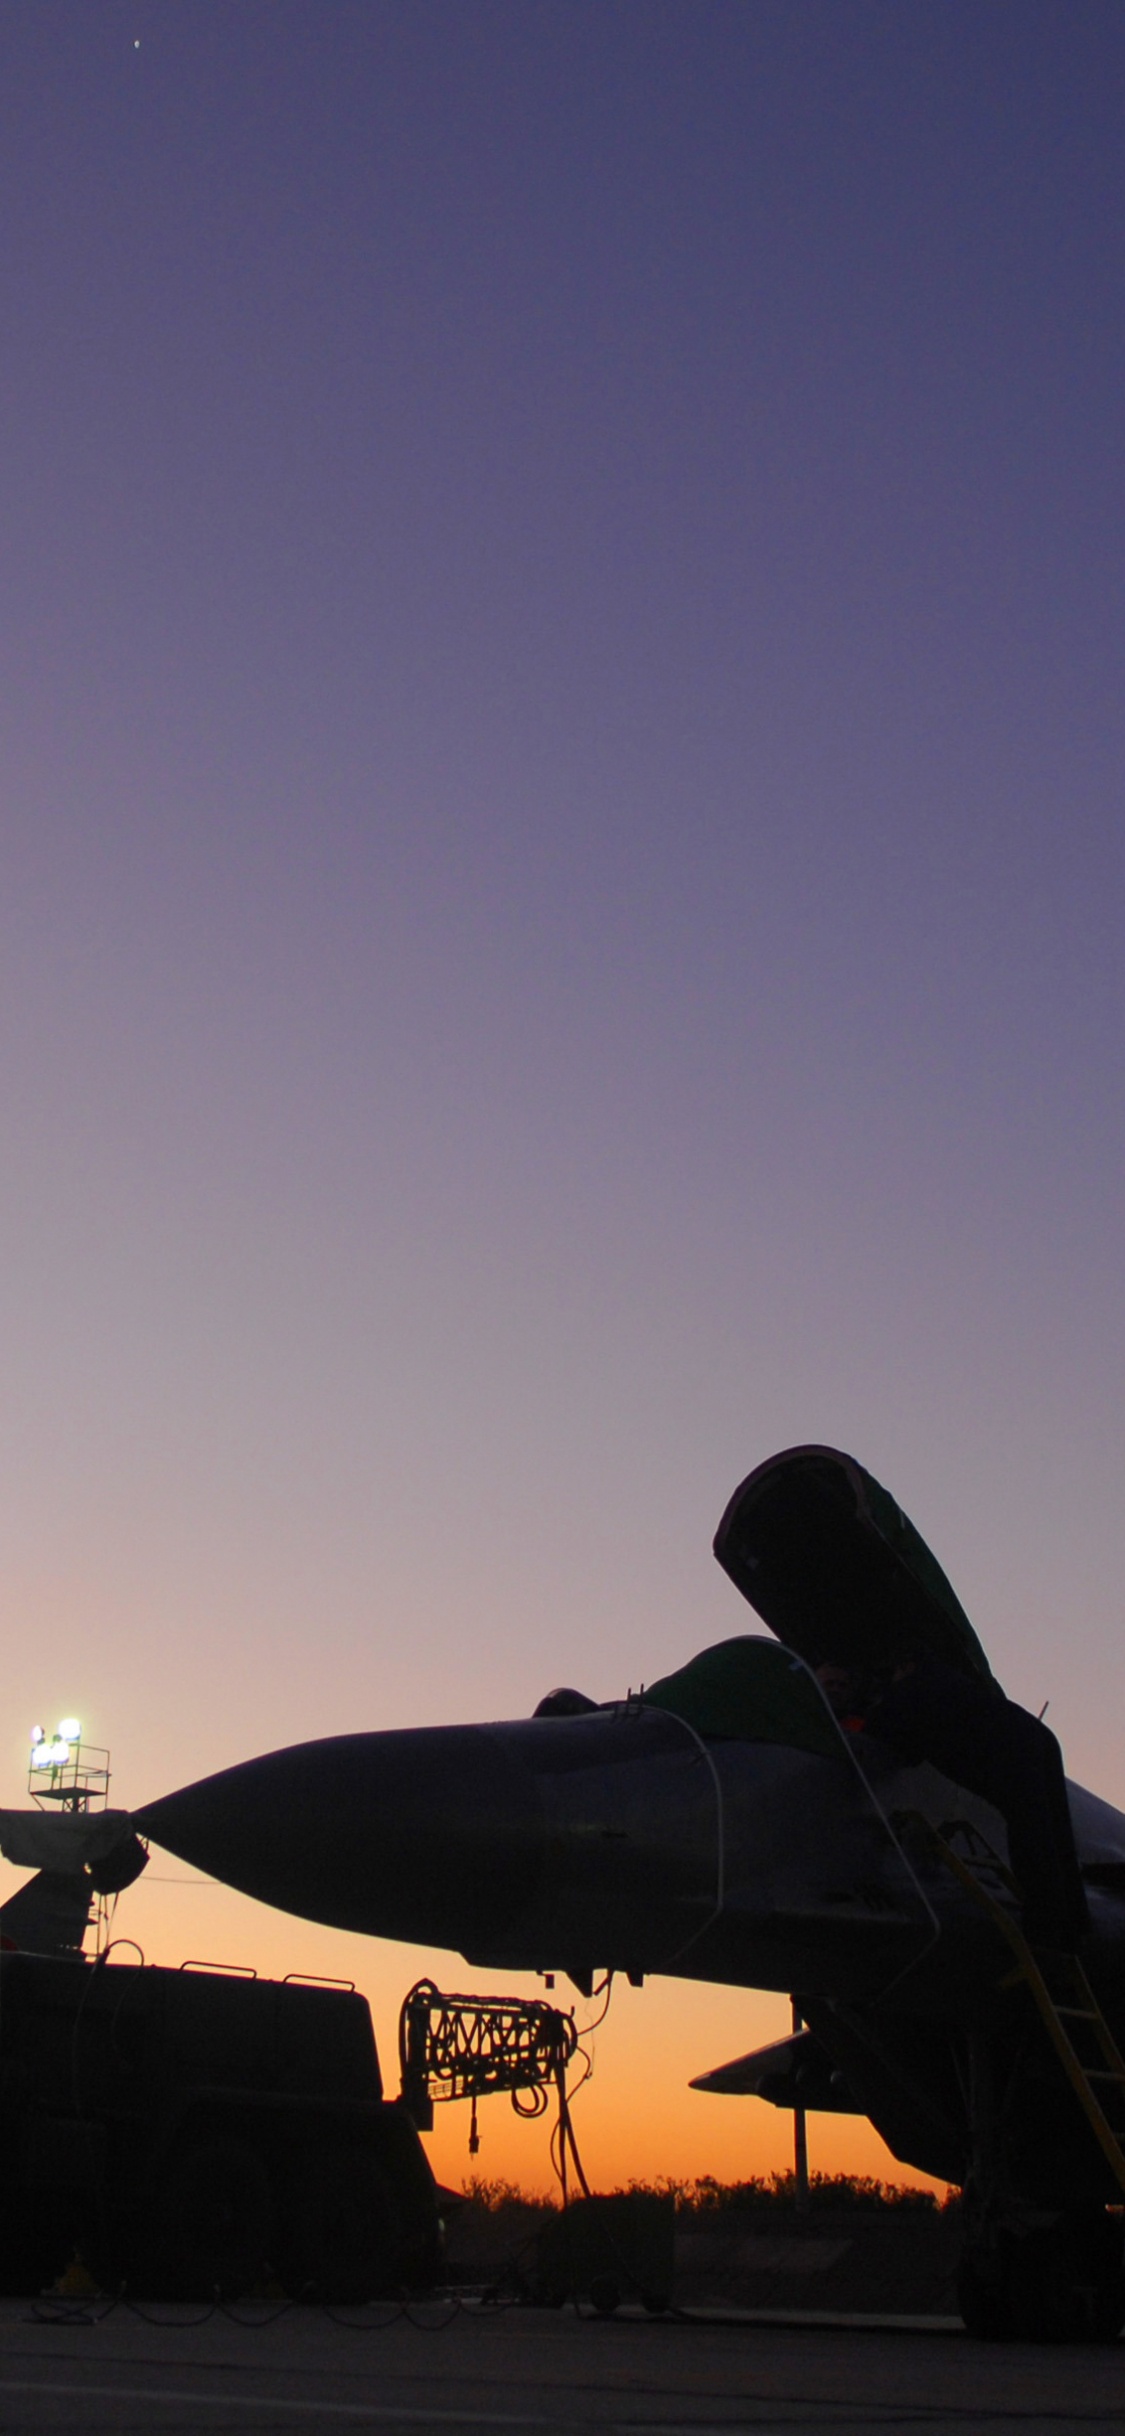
[0, 1950, 441, 2300]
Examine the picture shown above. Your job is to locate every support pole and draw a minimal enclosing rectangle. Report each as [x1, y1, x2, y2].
[792, 2000, 810, 2214]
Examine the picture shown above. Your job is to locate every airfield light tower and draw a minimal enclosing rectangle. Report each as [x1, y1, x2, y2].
[28, 1721, 110, 1813]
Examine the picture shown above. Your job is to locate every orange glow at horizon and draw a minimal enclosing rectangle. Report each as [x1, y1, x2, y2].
[1, 0, 1122, 2273]
[74, 1866, 948, 2201]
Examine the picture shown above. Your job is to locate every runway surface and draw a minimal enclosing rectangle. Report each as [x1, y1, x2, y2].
[0, 2299, 1119, 2434]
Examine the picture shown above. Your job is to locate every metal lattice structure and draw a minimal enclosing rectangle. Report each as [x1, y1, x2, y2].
[27, 1740, 111, 1812]
[398, 1977, 578, 2141]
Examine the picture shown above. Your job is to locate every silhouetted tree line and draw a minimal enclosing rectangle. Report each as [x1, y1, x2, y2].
[460, 2170, 955, 2216]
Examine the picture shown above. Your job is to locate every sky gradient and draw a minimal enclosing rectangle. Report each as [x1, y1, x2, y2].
[2, 0, 1124, 2193]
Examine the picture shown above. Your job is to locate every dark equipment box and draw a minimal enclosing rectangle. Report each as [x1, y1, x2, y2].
[535, 2192, 675, 2313]
[0, 1950, 441, 2301]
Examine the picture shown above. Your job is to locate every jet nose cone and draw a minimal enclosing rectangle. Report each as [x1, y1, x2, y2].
[136, 1726, 543, 1950]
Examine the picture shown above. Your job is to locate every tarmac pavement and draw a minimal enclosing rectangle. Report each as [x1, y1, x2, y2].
[0, 2298, 1121, 2434]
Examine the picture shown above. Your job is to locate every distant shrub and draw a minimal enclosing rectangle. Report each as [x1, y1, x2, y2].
[460, 2169, 952, 2215]
[458, 2176, 556, 2215]
[618, 2170, 942, 2213]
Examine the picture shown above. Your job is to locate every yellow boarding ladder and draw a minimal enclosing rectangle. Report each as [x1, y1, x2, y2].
[922, 1822, 1125, 2202]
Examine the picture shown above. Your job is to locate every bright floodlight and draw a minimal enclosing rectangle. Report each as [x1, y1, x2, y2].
[57, 1719, 81, 1743]
[29, 1725, 44, 1746]
[49, 1737, 71, 1765]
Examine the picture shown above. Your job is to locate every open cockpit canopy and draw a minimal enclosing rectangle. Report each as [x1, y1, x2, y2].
[713, 1444, 992, 1683]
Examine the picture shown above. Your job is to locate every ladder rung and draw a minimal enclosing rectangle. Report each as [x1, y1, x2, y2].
[917, 1821, 1125, 2198]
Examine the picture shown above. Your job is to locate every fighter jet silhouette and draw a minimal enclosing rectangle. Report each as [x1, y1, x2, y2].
[135, 1445, 1125, 2342]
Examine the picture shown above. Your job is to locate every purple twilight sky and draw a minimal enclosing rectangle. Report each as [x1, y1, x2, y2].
[1, 0, 1123, 2185]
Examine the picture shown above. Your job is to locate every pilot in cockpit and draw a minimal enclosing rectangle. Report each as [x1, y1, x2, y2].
[813, 1660, 869, 1736]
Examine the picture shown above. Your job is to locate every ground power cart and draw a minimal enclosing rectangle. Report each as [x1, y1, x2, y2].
[0, 1950, 441, 2300]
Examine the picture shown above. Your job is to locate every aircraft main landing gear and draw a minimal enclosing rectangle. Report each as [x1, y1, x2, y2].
[958, 2205, 1125, 2343]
